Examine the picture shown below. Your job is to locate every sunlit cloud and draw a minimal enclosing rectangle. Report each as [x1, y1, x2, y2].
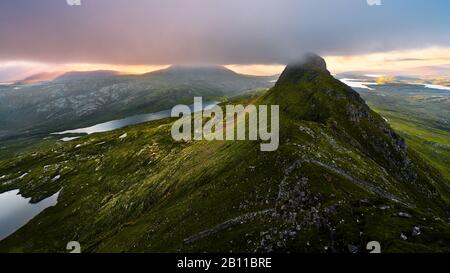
[58, 64, 170, 75]
[0, 62, 169, 82]
[1, 47, 450, 82]
[224, 64, 285, 76]
[2, 0, 450, 66]
[325, 47, 450, 75]
[228, 47, 450, 76]
[0, 61, 52, 82]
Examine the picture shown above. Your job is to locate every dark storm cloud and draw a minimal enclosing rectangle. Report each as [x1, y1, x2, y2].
[0, 0, 449, 64]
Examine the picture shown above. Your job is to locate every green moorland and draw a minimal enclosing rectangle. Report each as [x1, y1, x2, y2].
[0, 55, 449, 253]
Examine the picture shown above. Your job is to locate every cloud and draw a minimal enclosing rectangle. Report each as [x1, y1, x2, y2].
[325, 47, 450, 75]
[0, 0, 449, 65]
[388, 58, 427, 62]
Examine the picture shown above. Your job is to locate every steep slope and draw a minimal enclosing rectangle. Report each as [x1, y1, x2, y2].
[0, 55, 448, 253]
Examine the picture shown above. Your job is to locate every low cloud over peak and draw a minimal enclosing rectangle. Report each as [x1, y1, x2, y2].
[1, 0, 450, 65]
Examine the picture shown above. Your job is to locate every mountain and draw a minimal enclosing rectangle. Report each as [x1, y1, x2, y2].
[0, 54, 448, 253]
[142, 65, 277, 94]
[147, 65, 241, 77]
[263, 54, 417, 182]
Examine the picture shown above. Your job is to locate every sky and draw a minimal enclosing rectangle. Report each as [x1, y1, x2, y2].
[1, 0, 450, 80]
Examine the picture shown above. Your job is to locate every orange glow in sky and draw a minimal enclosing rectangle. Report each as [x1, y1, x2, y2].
[59, 64, 170, 75]
[2, 47, 449, 81]
[229, 47, 450, 76]
[325, 47, 450, 75]
[224, 64, 285, 76]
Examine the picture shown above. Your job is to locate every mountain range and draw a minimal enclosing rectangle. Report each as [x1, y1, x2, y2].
[0, 66, 275, 158]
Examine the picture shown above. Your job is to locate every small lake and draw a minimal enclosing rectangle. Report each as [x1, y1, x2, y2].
[0, 189, 59, 241]
[339, 78, 379, 90]
[52, 101, 218, 135]
[423, 84, 450, 91]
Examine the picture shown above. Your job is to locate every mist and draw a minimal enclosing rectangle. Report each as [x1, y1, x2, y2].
[0, 0, 449, 65]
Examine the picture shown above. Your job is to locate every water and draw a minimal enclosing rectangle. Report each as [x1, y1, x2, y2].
[0, 190, 59, 241]
[423, 84, 450, 91]
[60, 137, 81, 142]
[339, 78, 450, 92]
[52, 101, 218, 135]
[339, 78, 378, 90]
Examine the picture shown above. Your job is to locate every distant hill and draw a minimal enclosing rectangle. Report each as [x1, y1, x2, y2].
[14, 72, 63, 85]
[146, 65, 240, 77]
[0, 66, 275, 151]
[55, 70, 121, 81]
[140, 65, 277, 94]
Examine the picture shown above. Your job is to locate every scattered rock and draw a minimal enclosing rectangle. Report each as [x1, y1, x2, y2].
[52, 175, 61, 182]
[348, 244, 359, 253]
[119, 133, 128, 140]
[400, 233, 408, 240]
[397, 212, 412, 219]
[412, 226, 421, 237]
[359, 199, 370, 206]
[18, 173, 29, 179]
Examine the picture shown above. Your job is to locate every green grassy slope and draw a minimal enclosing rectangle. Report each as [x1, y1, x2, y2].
[0, 55, 448, 253]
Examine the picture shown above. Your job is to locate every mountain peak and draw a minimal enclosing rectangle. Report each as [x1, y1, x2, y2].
[144, 65, 243, 80]
[276, 53, 329, 85]
[167, 64, 231, 71]
[288, 53, 327, 72]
